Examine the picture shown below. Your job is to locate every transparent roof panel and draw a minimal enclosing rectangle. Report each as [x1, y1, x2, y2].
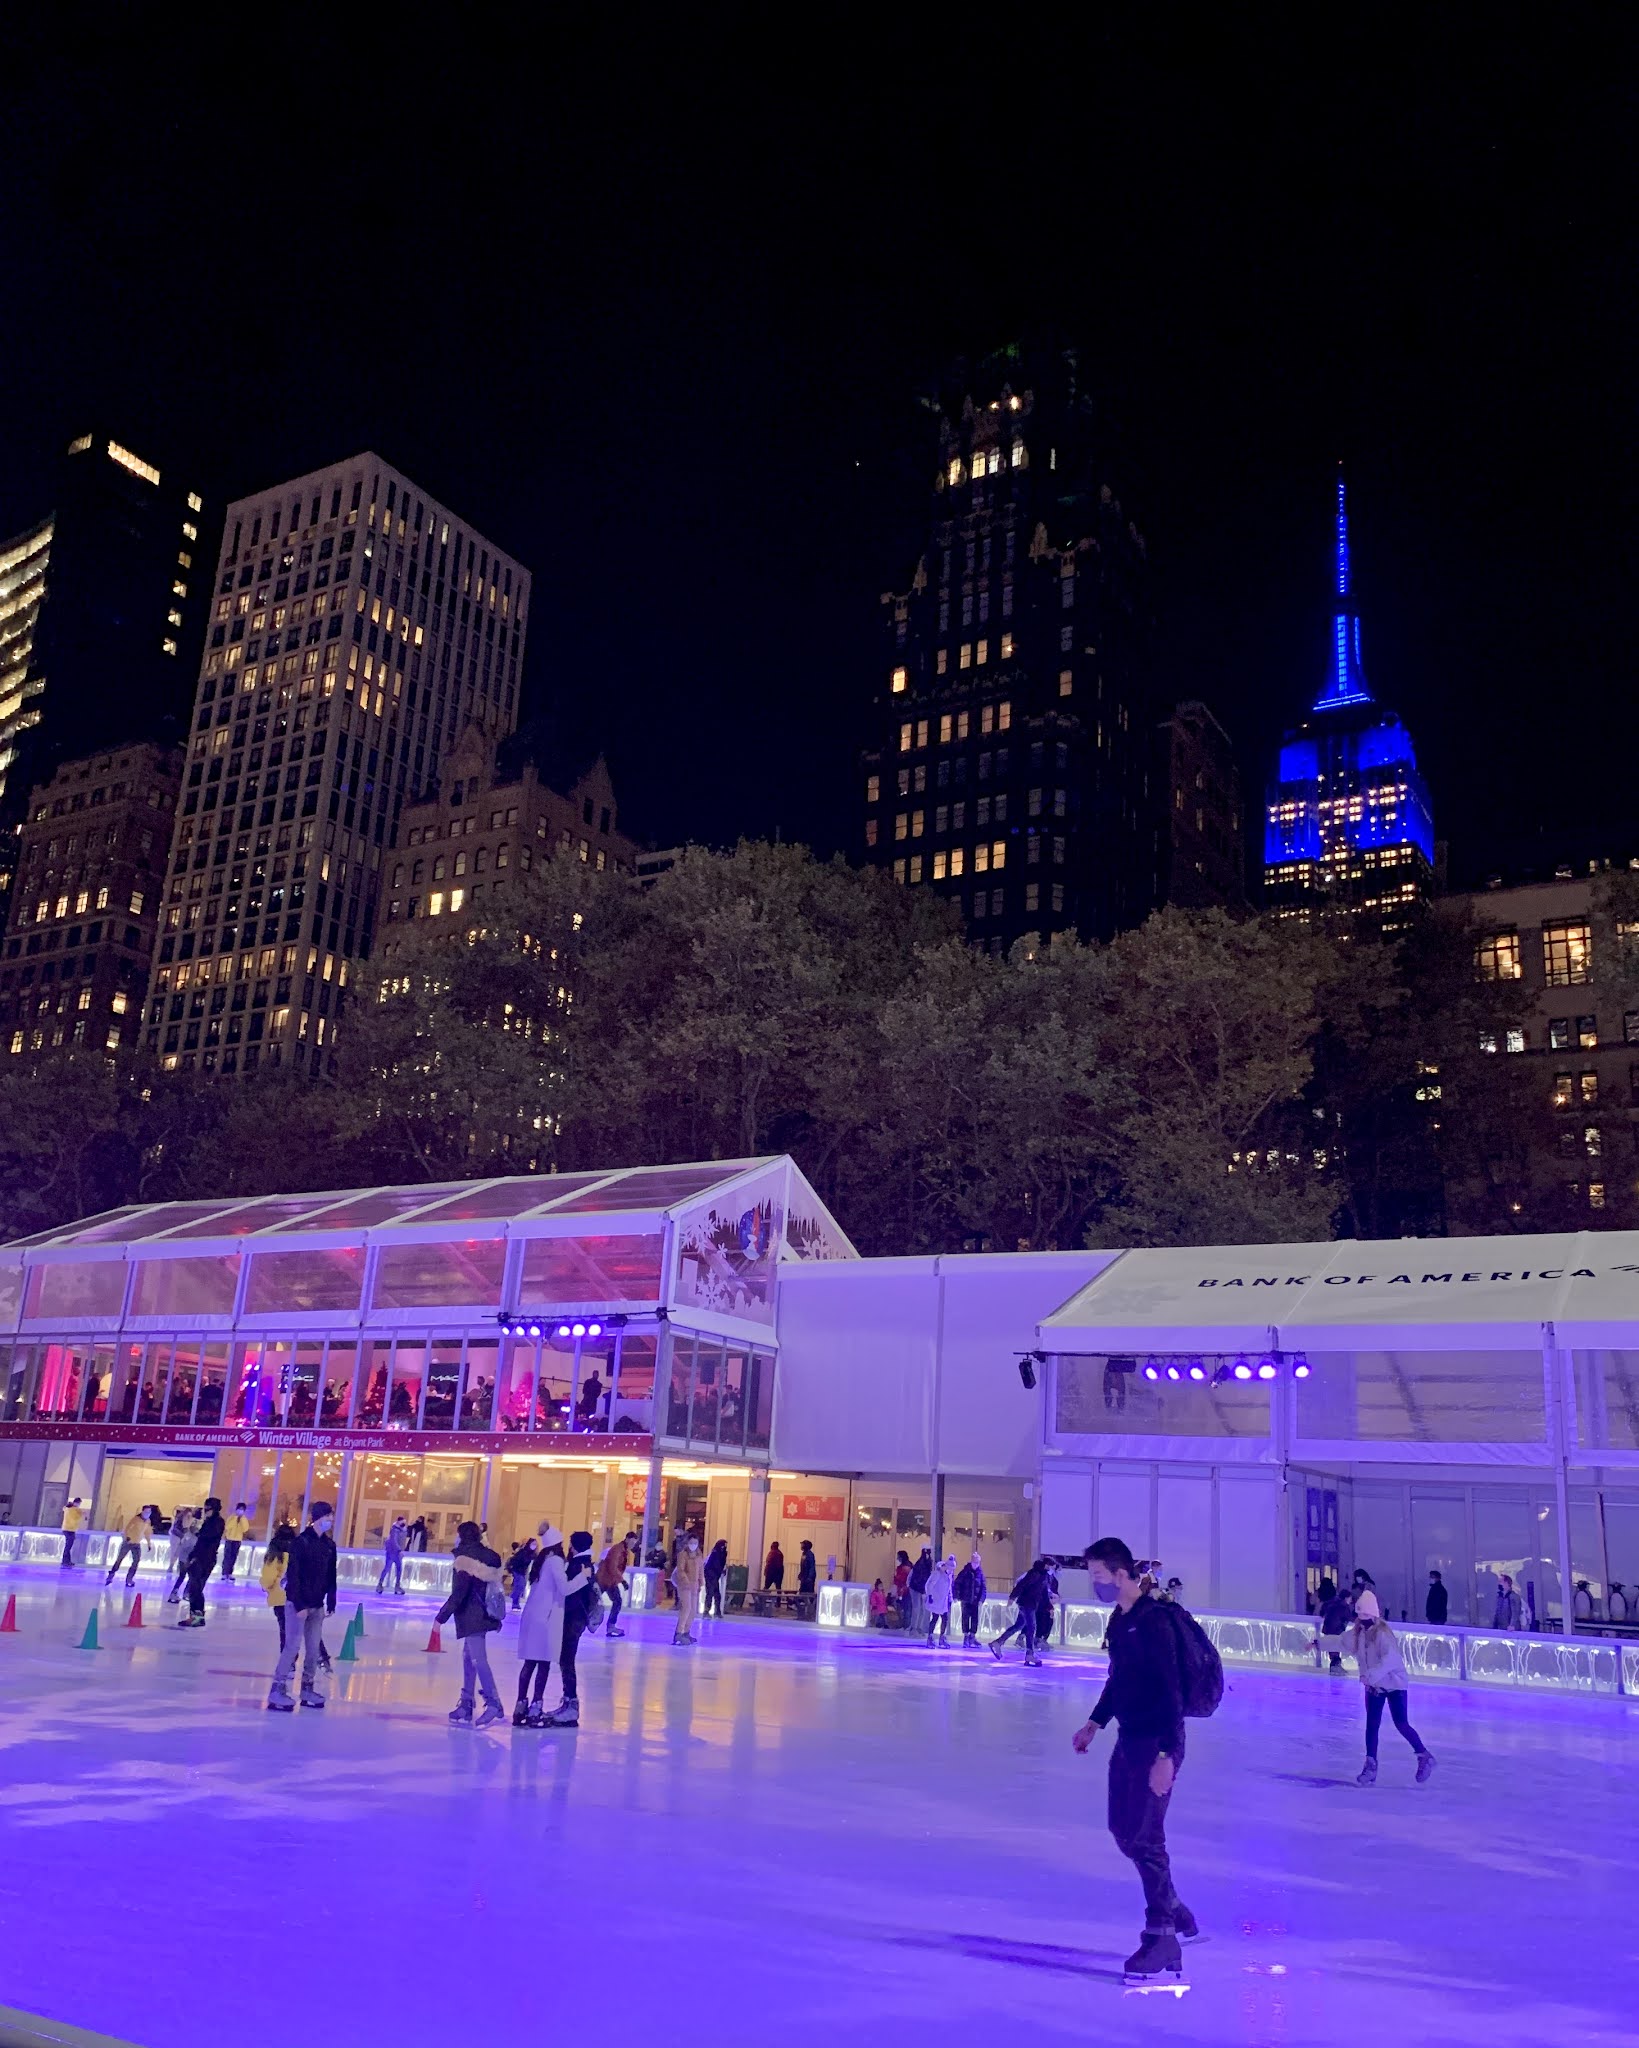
[154, 1193, 350, 1240]
[277, 1186, 468, 1232]
[7, 1205, 155, 1249]
[548, 1163, 758, 1214]
[378, 1176, 611, 1227]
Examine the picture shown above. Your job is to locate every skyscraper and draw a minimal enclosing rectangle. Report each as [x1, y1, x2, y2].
[1264, 472, 1435, 934]
[858, 346, 1158, 950]
[143, 454, 530, 1076]
[0, 431, 211, 898]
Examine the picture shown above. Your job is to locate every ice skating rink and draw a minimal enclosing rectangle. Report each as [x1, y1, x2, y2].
[0, 1571, 1634, 2048]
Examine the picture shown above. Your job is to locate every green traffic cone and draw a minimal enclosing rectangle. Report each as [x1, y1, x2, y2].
[76, 1609, 99, 1650]
[353, 1600, 366, 1637]
[338, 1617, 358, 1662]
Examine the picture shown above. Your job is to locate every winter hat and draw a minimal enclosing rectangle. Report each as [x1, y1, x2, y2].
[569, 1530, 593, 1554]
[1354, 1589, 1382, 1621]
[308, 1501, 334, 1522]
[539, 1524, 565, 1548]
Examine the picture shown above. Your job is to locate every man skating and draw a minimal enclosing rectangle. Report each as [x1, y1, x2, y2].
[60, 1498, 84, 1569]
[1071, 1536, 1200, 1989]
[178, 1498, 225, 1628]
[220, 1503, 251, 1583]
[267, 1502, 338, 1712]
[106, 1506, 153, 1588]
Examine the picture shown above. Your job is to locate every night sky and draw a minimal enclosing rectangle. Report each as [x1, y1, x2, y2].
[3, 23, 1632, 886]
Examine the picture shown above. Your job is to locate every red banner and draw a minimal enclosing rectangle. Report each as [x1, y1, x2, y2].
[782, 1492, 845, 1522]
[0, 1421, 650, 1459]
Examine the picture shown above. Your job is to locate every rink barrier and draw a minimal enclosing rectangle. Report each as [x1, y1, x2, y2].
[815, 1578, 1636, 1698]
[0, 1527, 661, 1614]
[0, 2001, 143, 2048]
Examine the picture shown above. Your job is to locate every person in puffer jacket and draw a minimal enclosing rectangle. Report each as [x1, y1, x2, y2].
[1340, 1590, 1436, 1787]
[436, 1521, 505, 1728]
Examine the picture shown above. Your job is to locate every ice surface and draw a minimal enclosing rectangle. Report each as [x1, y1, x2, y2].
[0, 1566, 1635, 2047]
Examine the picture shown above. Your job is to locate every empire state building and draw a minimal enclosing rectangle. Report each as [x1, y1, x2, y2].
[1263, 472, 1435, 934]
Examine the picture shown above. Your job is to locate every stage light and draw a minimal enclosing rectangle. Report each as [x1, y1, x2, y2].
[1143, 1364, 1160, 1382]
[1188, 1364, 1207, 1382]
[1294, 1361, 1311, 1379]
[1233, 1363, 1253, 1381]
[1017, 1355, 1038, 1389]
[1165, 1364, 1181, 1382]
[1257, 1361, 1277, 1380]
[586, 1321, 603, 1338]
[555, 1324, 572, 1340]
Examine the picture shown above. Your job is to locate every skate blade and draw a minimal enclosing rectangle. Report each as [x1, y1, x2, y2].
[1122, 1978, 1189, 1997]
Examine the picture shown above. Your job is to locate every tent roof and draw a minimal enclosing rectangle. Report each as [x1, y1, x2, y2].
[1039, 1232, 1639, 1353]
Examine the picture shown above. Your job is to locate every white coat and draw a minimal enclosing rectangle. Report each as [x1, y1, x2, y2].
[518, 1552, 568, 1663]
[925, 1563, 955, 1616]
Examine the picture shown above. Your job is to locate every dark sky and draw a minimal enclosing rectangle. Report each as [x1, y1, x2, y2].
[3, 22, 1634, 885]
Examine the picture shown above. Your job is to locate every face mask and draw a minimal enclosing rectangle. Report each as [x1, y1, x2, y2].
[314, 1518, 333, 1536]
[1092, 1576, 1120, 1603]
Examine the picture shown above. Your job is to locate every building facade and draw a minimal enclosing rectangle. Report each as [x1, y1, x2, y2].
[0, 432, 210, 900]
[1264, 472, 1435, 934]
[1157, 699, 1244, 909]
[143, 455, 530, 1077]
[377, 724, 638, 950]
[859, 347, 1160, 951]
[0, 743, 181, 1063]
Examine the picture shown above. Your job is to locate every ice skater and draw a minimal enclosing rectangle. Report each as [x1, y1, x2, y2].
[596, 1534, 628, 1637]
[1346, 1590, 1436, 1786]
[177, 1498, 224, 1628]
[105, 1505, 153, 1588]
[515, 1524, 568, 1726]
[267, 1502, 338, 1713]
[954, 1552, 986, 1646]
[1035, 1556, 1060, 1655]
[59, 1497, 84, 1569]
[703, 1537, 729, 1617]
[165, 1507, 196, 1604]
[672, 1534, 704, 1643]
[437, 1521, 507, 1728]
[908, 1546, 933, 1633]
[219, 1503, 251, 1583]
[1071, 1536, 1201, 1990]
[989, 1557, 1048, 1664]
[504, 1534, 536, 1609]
[262, 1524, 293, 1654]
[550, 1530, 597, 1727]
[1315, 1576, 1352, 1670]
[379, 1516, 410, 1595]
[924, 1554, 955, 1645]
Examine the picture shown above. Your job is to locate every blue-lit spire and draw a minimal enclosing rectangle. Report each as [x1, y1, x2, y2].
[1313, 465, 1373, 712]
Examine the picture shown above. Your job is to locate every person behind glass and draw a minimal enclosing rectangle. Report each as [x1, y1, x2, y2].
[1314, 1577, 1352, 1670]
[908, 1546, 933, 1634]
[924, 1554, 955, 1646]
[1493, 1573, 1523, 1630]
[60, 1497, 84, 1569]
[267, 1502, 338, 1713]
[576, 1370, 604, 1429]
[868, 1579, 889, 1626]
[1346, 1589, 1436, 1786]
[1072, 1537, 1200, 1987]
[166, 1508, 196, 1604]
[220, 1503, 252, 1583]
[105, 1505, 154, 1588]
[261, 1524, 294, 1653]
[505, 1535, 537, 1611]
[797, 1540, 818, 1610]
[408, 1516, 429, 1554]
[515, 1523, 569, 1726]
[1425, 1570, 1449, 1625]
[702, 1537, 729, 1618]
[990, 1557, 1049, 1664]
[378, 1516, 410, 1596]
[672, 1535, 704, 1644]
[437, 1520, 506, 1728]
[596, 1533, 629, 1638]
[763, 1540, 785, 1594]
[1035, 1557, 1060, 1655]
[953, 1552, 986, 1646]
[178, 1498, 225, 1628]
[892, 1550, 912, 1626]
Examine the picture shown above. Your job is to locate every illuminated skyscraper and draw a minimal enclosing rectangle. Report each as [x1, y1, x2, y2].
[143, 454, 530, 1076]
[1263, 471, 1435, 933]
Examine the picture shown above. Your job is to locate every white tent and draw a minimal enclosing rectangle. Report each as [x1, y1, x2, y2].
[1039, 1232, 1639, 1354]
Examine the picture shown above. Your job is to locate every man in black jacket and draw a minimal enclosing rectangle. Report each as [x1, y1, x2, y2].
[953, 1553, 986, 1647]
[178, 1498, 225, 1629]
[1071, 1536, 1199, 1988]
[1425, 1570, 1449, 1624]
[267, 1502, 338, 1712]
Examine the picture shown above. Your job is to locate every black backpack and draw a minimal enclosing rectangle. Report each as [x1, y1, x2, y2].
[1158, 1599, 1224, 1718]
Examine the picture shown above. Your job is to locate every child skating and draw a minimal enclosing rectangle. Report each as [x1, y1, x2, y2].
[1345, 1590, 1436, 1786]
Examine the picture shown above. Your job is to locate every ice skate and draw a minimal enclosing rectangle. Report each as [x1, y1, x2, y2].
[1122, 1930, 1187, 1994]
[473, 1702, 506, 1729]
[299, 1687, 325, 1710]
[511, 1702, 530, 1728]
[266, 1686, 295, 1713]
[606, 1626, 625, 1638]
[542, 1700, 579, 1728]
[988, 1640, 1002, 1660]
[1356, 1757, 1378, 1785]
[1415, 1750, 1436, 1783]
[448, 1701, 473, 1726]
[526, 1701, 546, 1729]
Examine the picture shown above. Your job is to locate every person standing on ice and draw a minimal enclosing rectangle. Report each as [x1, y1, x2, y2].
[267, 1502, 338, 1713]
[262, 1524, 293, 1655]
[219, 1503, 251, 1583]
[924, 1555, 955, 1645]
[1071, 1536, 1201, 1986]
[379, 1517, 410, 1596]
[672, 1534, 704, 1644]
[60, 1497, 85, 1569]
[437, 1521, 507, 1727]
[548, 1531, 598, 1726]
[515, 1524, 569, 1726]
[1345, 1590, 1436, 1786]
[165, 1507, 196, 1604]
[177, 1497, 224, 1628]
[1035, 1557, 1060, 1655]
[954, 1552, 986, 1646]
[990, 1558, 1048, 1664]
[105, 1505, 153, 1588]
[1315, 1577, 1352, 1670]
[908, 1547, 933, 1634]
[702, 1537, 729, 1618]
[596, 1534, 629, 1638]
[892, 1550, 912, 1625]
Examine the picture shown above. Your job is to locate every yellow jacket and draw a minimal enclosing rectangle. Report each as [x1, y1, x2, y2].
[260, 1551, 287, 1608]
[62, 1504, 84, 1533]
[122, 1513, 149, 1543]
[224, 1515, 251, 1542]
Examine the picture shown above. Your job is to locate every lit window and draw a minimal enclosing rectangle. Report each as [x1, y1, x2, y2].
[866, 775, 880, 804]
[908, 856, 923, 883]
[76, 987, 91, 1012]
[428, 891, 445, 916]
[172, 579, 187, 599]
[975, 844, 990, 874]
[891, 666, 908, 694]
[105, 1026, 121, 1051]
[96, 886, 109, 910]
[911, 810, 925, 839]
[187, 491, 203, 512]
[947, 459, 963, 485]
[898, 723, 913, 754]
[1577, 1014, 1598, 1049]
[1590, 1183, 1607, 1209]
[1585, 1126, 1603, 1157]
[976, 639, 989, 665]
[936, 648, 948, 674]
[111, 991, 130, 1015]
[1011, 440, 1025, 466]
[54, 895, 67, 920]
[991, 839, 1006, 871]
[1476, 930, 1522, 980]
[998, 700, 1011, 731]
[161, 636, 178, 655]
[1000, 632, 1013, 659]
[8, 1031, 21, 1055]
[959, 644, 972, 669]
[74, 890, 89, 915]
[895, 814, 908, 842]
[1543, 920, 1592, 986]
[893, 860, 907, 883]
[182, 521, 198, 541]
[933, 851, 948, 880]
[1579, 1071, 1598, 1104]
[449, 888, 465, 912]
[949, 846, 965, 877]
[915, 721, 928, 748]
[1550, 1071, 1572, 1106]
[107, 440, 160, 485]
[939, 715, 953, 744]
[128, 891, 144, 915]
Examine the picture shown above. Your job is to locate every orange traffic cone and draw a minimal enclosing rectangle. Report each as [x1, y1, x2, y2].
[424, 1624, 442, 1653]
[0, 1593, 16, 1633]
[125, 1594, 144, 1629]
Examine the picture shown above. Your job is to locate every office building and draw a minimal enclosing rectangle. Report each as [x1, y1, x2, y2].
[143, 454, 530, 1077]
[859, 346, 1161, 950]
[1264, 471, 1435, 934]
[1157, 699, 1245, 908]
[0, 742, 181, 1062]
[0, 432, 209, 898]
